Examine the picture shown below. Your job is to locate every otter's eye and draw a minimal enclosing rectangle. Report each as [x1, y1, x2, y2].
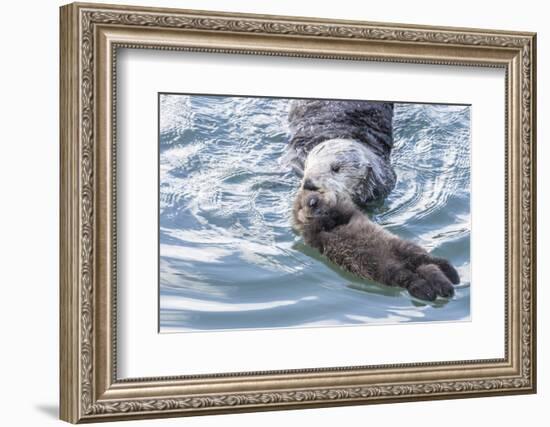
[331, 163, 341, 173]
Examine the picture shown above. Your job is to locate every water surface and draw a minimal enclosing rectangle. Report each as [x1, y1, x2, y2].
[159, 94, 471, 332]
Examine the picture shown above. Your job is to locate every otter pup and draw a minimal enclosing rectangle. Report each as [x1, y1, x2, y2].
[293, 190, 460, 301]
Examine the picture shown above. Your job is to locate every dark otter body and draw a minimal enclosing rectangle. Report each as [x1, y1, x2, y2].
[293, 191, 460, 301]
[288, 100, 394, 169]
[286, 100, 396, 205]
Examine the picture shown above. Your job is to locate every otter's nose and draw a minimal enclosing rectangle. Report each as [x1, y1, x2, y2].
[308, 196, 318, 207]
[302, 178, 319, 191]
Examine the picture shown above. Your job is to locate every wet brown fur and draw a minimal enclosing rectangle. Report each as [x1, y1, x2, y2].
[293, 191, 460, 301]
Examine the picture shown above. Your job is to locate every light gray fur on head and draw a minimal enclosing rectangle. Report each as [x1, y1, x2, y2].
[302, 138, 395, 205]
[286, 100, 396, 206]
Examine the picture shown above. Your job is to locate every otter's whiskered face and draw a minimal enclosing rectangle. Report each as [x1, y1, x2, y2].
[301, 139, 371, 201]
[303, 192, 331, 217]
[292, 189, 339, 231]
[292, 189, 356, 234]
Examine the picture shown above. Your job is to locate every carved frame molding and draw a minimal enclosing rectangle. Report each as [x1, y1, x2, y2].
[60, 2, 536, 423]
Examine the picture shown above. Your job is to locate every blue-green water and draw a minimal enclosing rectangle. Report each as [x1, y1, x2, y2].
[159, 94, 471, 332]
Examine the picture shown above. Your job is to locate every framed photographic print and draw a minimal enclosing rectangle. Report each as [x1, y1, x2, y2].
[59, 2, 537, 423]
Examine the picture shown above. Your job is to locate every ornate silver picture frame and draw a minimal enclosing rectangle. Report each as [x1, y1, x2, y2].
[60, 2, 536, 423]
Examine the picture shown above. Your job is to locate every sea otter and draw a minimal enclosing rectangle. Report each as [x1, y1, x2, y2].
[285, 99, 396, 206]
[293, 190, 460, 301]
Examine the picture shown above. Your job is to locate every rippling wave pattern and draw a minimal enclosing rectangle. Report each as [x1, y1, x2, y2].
[159, 95, 471, 332]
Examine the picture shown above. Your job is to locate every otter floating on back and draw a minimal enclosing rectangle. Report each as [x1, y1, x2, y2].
[285, 100, 396, 206]
[293, 190, 459, 301]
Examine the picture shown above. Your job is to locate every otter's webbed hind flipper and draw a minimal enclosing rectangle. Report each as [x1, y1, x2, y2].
[382, 263, 438, 300]
[429, 256, 460, 285]
[416, 264, 455, 298]
[383, 262, 455, 301]
[392, 239, 460, 286]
